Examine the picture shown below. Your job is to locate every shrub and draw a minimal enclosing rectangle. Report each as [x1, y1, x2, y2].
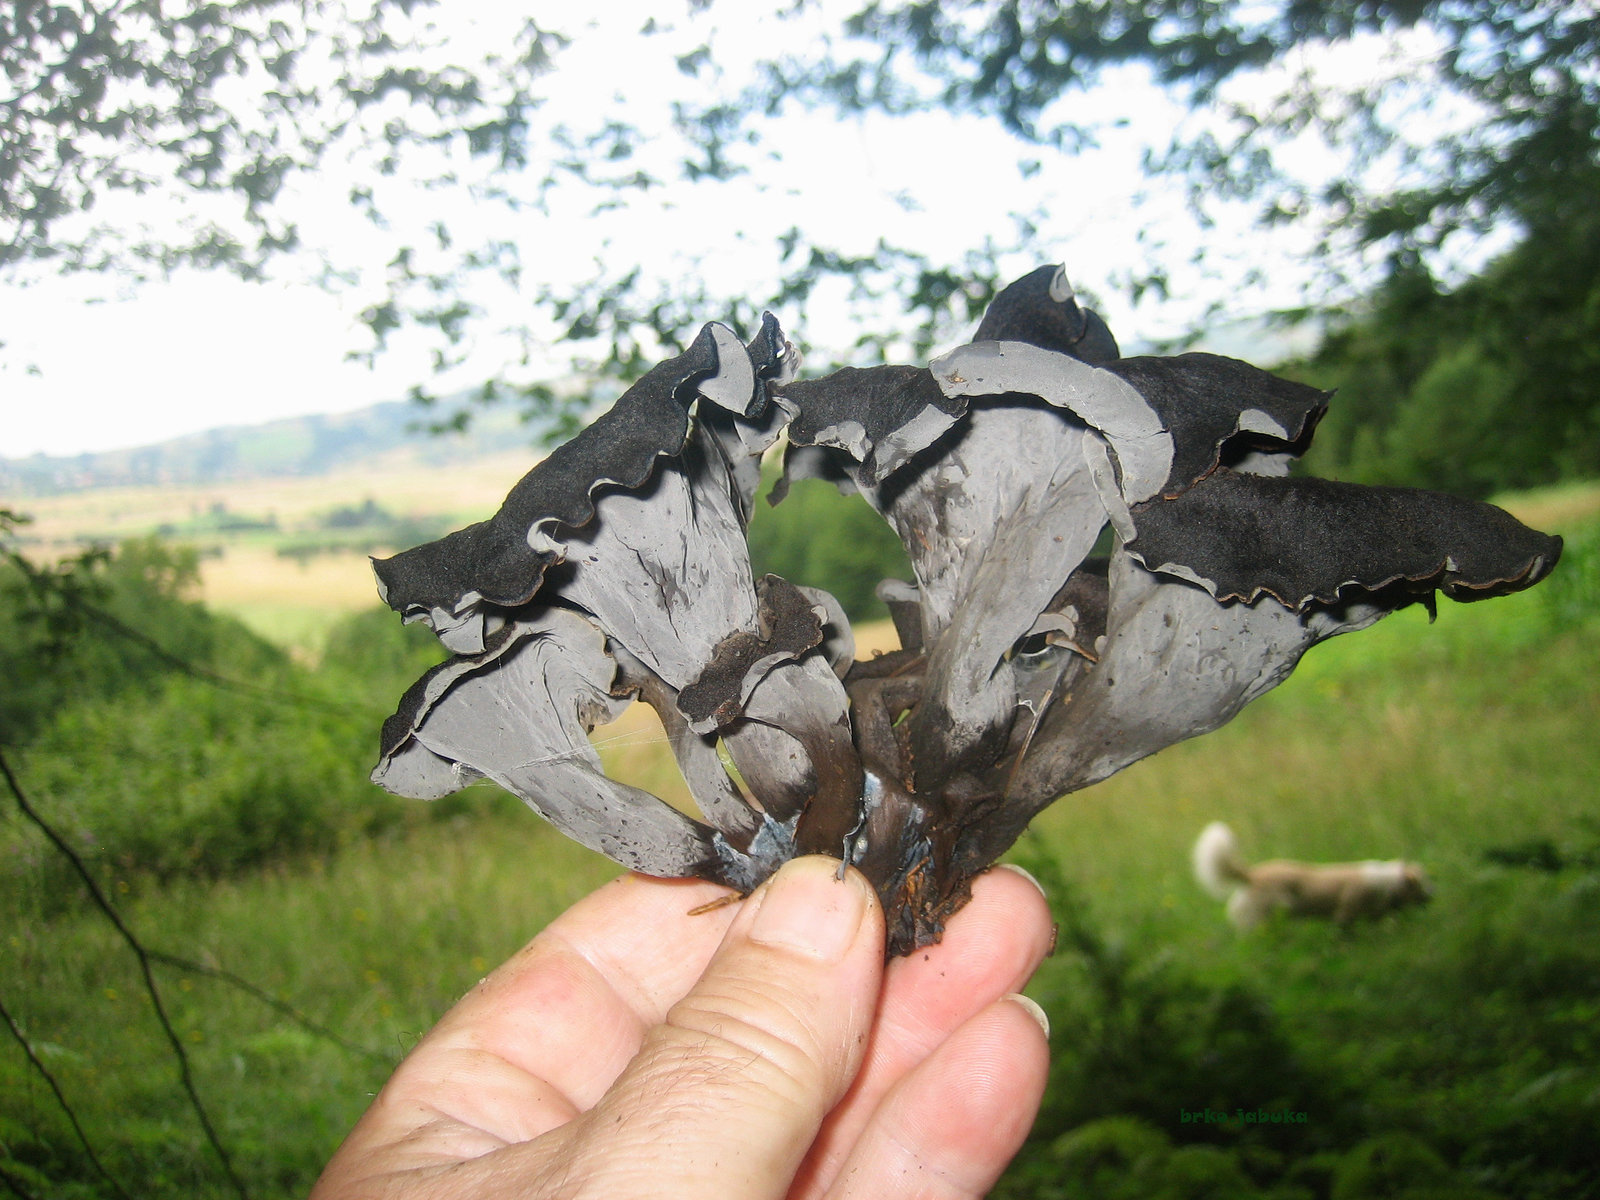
[746, 473, 912, 621]
[5, 673, 414, 897]
[0, 535, 284, 746]
[319, 604, 445, 693]
[1329, 1132, 1452, 1200]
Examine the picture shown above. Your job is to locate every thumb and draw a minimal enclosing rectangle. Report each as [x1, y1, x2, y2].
[556, 855, 885, 1199]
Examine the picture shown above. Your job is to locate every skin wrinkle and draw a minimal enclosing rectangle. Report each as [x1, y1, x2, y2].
[838, 1002, 1047, 1200]
[559, 453, 759, 690]
[363, 1133, 577, 1200]
[428, 889, 726, 1120]
[539, 957, 872, 1199]
[546, 903, 730, 1025]
[402, 1047, 576, 1146]
[658, 970, 867, 1109]
[311, 865, 1053, 1200]
[794, 867, 1052, 1195]
[563, 928, 679, 1027]
[608, 1024, 813, 1155]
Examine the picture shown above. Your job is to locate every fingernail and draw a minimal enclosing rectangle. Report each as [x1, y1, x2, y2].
[749, 856, 871, 962]
[996, 862, 1049, 899]
[1006, 993, 1050, 1040]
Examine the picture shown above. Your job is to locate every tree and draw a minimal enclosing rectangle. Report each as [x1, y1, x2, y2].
[763, 3, 1597, 287]
[0, 517, 284, 745]
[1290, 172, 1600, 495]
[1, 2, 1035, 416]
[4, 2, 1595, 436]
[2, 0, 541, 273]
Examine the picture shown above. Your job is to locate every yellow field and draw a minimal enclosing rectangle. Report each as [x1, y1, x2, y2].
[10, 449, 538, 549]
[1498, 477, 1600, 530]
[5, 442, 924, 664]
[23, 444, 1586, 662]
[6, 449, 541, 651]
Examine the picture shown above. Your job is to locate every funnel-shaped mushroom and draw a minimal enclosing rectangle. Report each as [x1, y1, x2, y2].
[371, 267, 1561, 955]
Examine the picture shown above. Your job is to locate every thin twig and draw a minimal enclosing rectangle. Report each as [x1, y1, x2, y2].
[85, 601, 348, 713]
[0, 993, 134, 1200]
[0, 749, 250, 1200]
[0, 1163, 42, 1200]
[146, 950, 391, 1065]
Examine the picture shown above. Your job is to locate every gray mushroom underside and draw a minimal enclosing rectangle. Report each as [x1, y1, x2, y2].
[376, 613, 536, 762]
[796, 584, 856, 677]
[721, 653, 860, 833]
[927, 342, 1173, 504]
[1006, 550, 1393, 813]
[607, 641, 761, 845]
[876, 408, 1110, 783]
[373, 608, 743, 881]
[553, 424, 762, 695]
[641, 710, 762, 847]
[371, 317, 787, 626]
[1127, 469, 1564, 609]
[675, 574, 825, 733]
[701, 392, 796, 526]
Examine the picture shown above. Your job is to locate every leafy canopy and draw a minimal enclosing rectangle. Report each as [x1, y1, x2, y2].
[3, 2, 1594, 413]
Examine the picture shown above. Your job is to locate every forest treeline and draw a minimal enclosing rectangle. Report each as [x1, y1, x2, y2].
[1288, 174, 1600, 499]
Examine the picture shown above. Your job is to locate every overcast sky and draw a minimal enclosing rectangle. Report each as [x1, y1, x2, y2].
[0, 4, 1405, 461]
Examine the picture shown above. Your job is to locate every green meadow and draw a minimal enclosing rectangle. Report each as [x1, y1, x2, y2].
[2, 483, 1597, 1198]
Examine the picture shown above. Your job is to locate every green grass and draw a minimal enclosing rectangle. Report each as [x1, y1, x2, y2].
[3, 493, 1597, 1198]
[211, 602, 341, 657]
[1, 803, 620, 1197]
[994, 558, 1600, 1198]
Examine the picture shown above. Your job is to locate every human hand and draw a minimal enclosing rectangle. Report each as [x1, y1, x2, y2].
[310, 855, 1055, 1199]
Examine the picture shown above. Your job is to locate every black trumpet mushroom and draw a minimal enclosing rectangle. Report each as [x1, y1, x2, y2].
[370, 265, 1561, 956]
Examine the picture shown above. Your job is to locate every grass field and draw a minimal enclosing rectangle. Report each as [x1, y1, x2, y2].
[11, 449, 537, 550]
[2, 480, 1597, 1198]
[6, 449, 538, 654]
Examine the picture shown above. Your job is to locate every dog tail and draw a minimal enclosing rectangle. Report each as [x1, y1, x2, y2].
[1193, 821, 1250, 900]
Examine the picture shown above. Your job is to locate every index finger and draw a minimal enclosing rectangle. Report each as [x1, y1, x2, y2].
[349, 871, 743, 1156]
[430, 872, 745, 1103]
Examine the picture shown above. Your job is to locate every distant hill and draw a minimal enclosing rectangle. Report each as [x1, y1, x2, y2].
[0, 397, 541, 496]
[1, 317, 1316, 501]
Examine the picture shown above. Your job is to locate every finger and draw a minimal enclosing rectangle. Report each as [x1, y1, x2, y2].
[545, 855, 887, 1199]
[450, 871, 742, 1036]
[823, 994, 1051, 1200]
[326, 873, 743, 1165]
[796, 863, 1055, 1195]
[433, 873, 745, 1113]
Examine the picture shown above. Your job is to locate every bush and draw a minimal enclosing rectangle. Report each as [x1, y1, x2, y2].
[6, 674, 414, 895]
[1002, 1116, 1172, 1199]
[996, 1116, 1288, 1200]
[1003, 847, 1347, 1149]
[0, 535, 284, 747]
[0, 578, 514, 906]
[746, 473, 912, 621]
[319, 604, 446, 694]
[1329, 1132, 1453, 1200]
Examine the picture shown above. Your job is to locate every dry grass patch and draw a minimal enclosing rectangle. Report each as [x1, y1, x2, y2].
[8, 449, 537, 554]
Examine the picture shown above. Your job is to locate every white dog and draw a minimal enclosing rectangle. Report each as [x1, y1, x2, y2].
[1192, 822, 1432, 930]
